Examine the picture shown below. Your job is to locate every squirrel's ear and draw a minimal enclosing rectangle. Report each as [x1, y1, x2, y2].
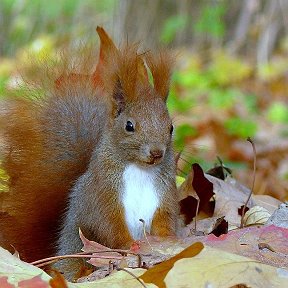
[93, 26, 118, 87]
[145, 51, 175, 102]
[136, 55, 149, 85]
[110, 49, 148, 117]
[109, 79, 125, 117]
[110, 50, 150, 116]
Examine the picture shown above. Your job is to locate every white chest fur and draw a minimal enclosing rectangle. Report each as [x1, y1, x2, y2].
[121, 164, 160, 239]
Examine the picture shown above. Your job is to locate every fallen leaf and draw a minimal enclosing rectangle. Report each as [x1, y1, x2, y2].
[140, 242, 204, 288]
[79, 228, 109, 253]
[179, 195, 199, 224]
[0, 246, 153, 287]
[80, 268, 155, 288]
[164, 245, 288, 288]
[238, 205, 249, 216]
[206, 161, 232, 180]
[204, 225, 288, 268]
[0, 247, 51, 286]
[243, 205, 271, 226]
[79, 229, 124, 267]
[176, 175, 185, 188]
[192, 163, 214, 205]
[178, 216, 226, 236]
[0, 277, 14, 288]
[179, 164, 214, 224]
[18, 276, 50, 288]
[253, 194, 282, 214]
[210, 217, 228, 237]
[206, 175, 256, 227]
[266, 202, 288, 228]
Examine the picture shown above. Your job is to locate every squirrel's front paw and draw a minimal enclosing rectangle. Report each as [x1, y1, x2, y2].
[151, 209, 176, 237]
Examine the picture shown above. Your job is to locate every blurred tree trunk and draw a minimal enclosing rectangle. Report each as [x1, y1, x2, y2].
[257, 0, 286, 65]
[228, 0, 259, 54]
[114, 0, 170, 49]
[113, 0, 288, 63]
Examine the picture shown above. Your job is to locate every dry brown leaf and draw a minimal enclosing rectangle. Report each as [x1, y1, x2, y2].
[205, 175, 256, 227]
[179, 164, 214, 225]
[266, 202, 288, 228]
[178, 216, 226, 237]
[79, 229, 124, 268]
[203, 225, 288, 268]
[253, 195, 282, 214]
[79, 228, 110, 253]
[243, 206, 271, 226]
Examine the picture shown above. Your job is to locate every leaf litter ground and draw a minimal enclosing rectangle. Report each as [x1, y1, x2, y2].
[0, 164, 287, 287]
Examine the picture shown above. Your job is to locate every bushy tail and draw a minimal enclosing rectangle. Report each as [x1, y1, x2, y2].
[0, 26, 118, 261]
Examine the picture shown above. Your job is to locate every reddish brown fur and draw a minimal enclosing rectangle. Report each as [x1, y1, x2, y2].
[0, 93, 99, 260]
[0, 28, 115, 261]
[145, 51, 175, 100]
[0, 27, 177, 279]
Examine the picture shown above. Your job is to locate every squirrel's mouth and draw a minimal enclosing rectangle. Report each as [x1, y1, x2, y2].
[146, 160, 157, 165]
[139, 147, 165, 166]
[144, 157, 163, 166]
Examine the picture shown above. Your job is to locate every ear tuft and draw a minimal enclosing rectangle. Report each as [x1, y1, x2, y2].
[101, 43, 149, 106]
[93, 27, 119, 87]
[145, 51, 175, 102]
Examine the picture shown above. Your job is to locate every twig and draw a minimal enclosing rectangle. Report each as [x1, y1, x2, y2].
[139, 219, 153, 252]
[30, 250, 141, 268]
[240, 137, 257, 228]
[117, 267, 147, 288]
[258, 242, 276, 252]
[194, 197, 200, 231]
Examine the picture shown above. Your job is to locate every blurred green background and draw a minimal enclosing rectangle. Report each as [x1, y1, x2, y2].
[0, 0, 287, 200]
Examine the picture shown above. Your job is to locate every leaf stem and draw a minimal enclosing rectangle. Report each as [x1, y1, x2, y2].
[240, 137, 257, 228]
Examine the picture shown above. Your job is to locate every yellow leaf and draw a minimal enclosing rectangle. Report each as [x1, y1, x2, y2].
[165, 245, 288, 288]
[140, 242, 204, 288]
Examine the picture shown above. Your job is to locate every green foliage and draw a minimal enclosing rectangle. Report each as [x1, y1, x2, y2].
[161, 15, 188, 44]
[173, 69, 210, 90]
[0, 76, 8, 97]
[242, 93, 259, 114]
[170, 51, 259, 149]
[266, 102, 288, 123]
[207, 88, 236, 109]
[224, 117, 257, 138]
[194, 3, 226, 38]
[167, 87, 195, 113]
[174, 124, 197, 150]
[218, 160, 247, 171]
[0, 0, 116, 56]
[0, 59, 14, 97]
[208, 52, 252, 85]
[257, 58, 288, 81]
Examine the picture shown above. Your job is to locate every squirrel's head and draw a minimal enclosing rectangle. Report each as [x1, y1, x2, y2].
[110, 88, 174, 167]
[97, 27, 175, 167]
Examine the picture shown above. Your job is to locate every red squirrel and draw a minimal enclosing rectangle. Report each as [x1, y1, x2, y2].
[0, 27, 177, 278]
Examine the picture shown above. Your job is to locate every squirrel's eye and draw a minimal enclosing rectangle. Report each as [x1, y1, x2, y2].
[125, 121, 135, 132]
[170, 124, 174, 135]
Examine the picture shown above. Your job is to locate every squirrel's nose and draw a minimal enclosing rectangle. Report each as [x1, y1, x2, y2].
[150, 149, 163, 160]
